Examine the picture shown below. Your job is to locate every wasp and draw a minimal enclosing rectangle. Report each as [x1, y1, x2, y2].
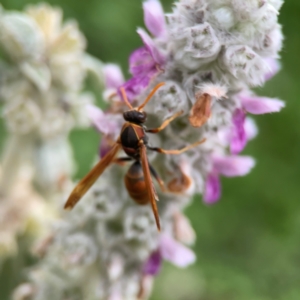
[64, 82, 205, 231]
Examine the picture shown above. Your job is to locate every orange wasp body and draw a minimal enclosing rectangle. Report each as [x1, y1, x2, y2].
[64, 83, 205, 230]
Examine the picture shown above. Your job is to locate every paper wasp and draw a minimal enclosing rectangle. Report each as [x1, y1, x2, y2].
[64, 82, 205, 231]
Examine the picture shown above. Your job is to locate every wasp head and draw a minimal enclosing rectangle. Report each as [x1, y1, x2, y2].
[123, 110, 147, 124]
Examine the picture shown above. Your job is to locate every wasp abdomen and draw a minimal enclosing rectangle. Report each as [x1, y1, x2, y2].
[124, 161, 149, 205]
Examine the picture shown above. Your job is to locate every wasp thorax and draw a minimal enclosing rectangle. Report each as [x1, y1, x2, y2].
[123, 110, 147, 124]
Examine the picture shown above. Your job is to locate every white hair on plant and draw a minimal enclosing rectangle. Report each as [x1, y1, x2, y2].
[12, 0, 284, 299]
[0, 3, 103, 262]
[0, 3, 104, 196]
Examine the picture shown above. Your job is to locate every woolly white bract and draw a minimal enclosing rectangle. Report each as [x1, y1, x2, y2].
[0, 3, 103, 263]
[11, 1, 284, 299]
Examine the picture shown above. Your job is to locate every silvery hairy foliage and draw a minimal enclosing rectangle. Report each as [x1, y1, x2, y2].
[0, 3, 103, 261]
[0, 3, 104, 196]
[13, 0, 284, 299]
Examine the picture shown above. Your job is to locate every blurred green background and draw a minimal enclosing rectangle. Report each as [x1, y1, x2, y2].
[1, 0, 300, 299]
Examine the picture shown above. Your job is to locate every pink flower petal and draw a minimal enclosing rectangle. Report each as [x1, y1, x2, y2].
[103, 64, 124, 89]
[213, 155, 256, 177]
[143, 250, 162, 276]
[86, 104, 123, 138]
[86, 104, 104, 127]
[137, 28, 165, 65]
[119, 72, 156, 101]
[159, 234, 196, 267]
[204, 172, 221, 204]
[239, 94, 285, 114]
[264, 58, 281, 81]
[244, 117, 258, 141]
[118, 28, 166, 101]
[230, 108, 246, 155]
[129, 46, 156, 77]
[143, 0, 167, 37]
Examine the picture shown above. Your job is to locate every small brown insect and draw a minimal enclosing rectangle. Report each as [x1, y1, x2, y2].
[64, 82, 205, 231]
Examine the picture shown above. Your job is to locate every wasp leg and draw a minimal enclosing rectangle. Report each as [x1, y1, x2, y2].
[147, 138, 206, 155]
[149, 164, 166, 192]
[146, 111, 183, 133]
[120, 87, 133, 110]
[138, 82, 165, 111]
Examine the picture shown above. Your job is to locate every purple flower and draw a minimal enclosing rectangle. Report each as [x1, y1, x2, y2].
[137, 28, 165, 66]
[204, 172, 221, 204]
[213, 155, 255, 177]
[119, 18, 166, 101]
[204, 155, 255, 203]
[118, 1, 167, 101]
[143, 0, 167, 38]
[230, 108, 247, 155]
[219, 115, 258, 154]
[129, 46, 157, 77]
[229, 91, 282, 155]
[238, 94, 285, 115]
[159, 234, 195, 267]
[228, 92, 284, 154]
[121, 46, 161, 100]
[103, 64, 125, 89]
[143, 234, 195, 276]
[142, 250, 162, 276]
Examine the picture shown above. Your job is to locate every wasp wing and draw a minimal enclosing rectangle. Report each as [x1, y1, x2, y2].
[64, 142, 121, 210]
[140, 143, 161, 231]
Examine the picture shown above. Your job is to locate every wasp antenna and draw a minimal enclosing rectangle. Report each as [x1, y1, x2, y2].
[120, 87, 133, 110]
[138, 82, 165, 111]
